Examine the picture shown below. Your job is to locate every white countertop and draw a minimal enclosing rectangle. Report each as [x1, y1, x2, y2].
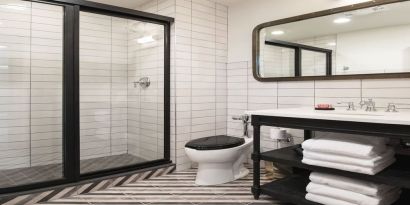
[245, 107, 410, 126]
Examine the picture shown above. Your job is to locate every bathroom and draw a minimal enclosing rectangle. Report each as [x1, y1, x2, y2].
[0, 0, 410, 204]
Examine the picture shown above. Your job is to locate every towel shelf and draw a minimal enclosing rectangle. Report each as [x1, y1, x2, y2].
[259, 145, 410, 189]
[263, 175, 410, 205]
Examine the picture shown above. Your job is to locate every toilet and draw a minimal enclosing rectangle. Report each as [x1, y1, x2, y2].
[185, 135, 253, 185]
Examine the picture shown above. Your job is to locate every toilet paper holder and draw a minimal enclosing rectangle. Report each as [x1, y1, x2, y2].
[270, 128, 292, 142]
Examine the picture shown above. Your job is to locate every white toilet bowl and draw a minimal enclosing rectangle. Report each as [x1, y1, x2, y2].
[185, 136, 253, 185]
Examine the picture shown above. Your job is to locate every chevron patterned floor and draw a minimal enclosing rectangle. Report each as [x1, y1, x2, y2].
[0, 154, 145, 188]
[36, 168, 287, 205]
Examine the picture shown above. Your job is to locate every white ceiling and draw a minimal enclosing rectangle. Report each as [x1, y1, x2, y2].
[218, 0, 244, 6]
[87, 0, 243, 9]
[87, 0, 149, 9]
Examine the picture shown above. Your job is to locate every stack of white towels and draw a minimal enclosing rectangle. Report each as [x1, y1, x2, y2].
[301, 135, 396, 175]
[306, 172, 401, 205]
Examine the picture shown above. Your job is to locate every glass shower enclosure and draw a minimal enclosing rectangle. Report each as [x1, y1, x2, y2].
[0, 0, 171, 194]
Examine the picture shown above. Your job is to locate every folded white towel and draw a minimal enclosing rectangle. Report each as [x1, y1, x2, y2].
[302, 136, 387, 158]
[310, 172, 395, 197]
[306, 193, 356, 205]
[302, 157, 395, 175]
[315, 133, 389, 146]
[303, 148, 395, 168]
[306, 182, 401, 205]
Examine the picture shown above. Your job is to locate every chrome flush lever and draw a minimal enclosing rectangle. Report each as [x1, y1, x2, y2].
[232, 115, 250, 138]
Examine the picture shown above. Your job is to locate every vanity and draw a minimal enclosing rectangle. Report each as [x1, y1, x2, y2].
[246, 108, 410, 204]
[248, 0, 410, 203]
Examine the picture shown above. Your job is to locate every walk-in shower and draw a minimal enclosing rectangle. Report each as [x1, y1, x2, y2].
[0, 0, 172, 194]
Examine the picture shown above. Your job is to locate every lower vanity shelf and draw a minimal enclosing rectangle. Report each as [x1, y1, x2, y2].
[261, 145, 410, 189]
[264, 175, 410, 205]
[261, 175, 319, 205]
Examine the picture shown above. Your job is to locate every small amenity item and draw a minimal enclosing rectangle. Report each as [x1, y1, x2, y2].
[315, 103, 335, 110]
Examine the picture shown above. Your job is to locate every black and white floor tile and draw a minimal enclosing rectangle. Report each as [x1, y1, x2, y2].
[36, 168, 285, 205]
[1, 165, 175, 205]
[0, 154, 146, 188]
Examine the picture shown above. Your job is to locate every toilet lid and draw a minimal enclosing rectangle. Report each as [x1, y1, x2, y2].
[185, 135, 245, 150]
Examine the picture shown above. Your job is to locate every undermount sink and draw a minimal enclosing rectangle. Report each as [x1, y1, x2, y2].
[317, 111, 386, 116]
[246, 107, 410, 125]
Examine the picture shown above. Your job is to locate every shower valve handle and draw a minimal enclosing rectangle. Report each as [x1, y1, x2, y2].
[134, 77, 150, 88]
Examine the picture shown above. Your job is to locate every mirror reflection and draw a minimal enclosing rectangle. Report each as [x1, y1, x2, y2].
[259, 1, 410, 78]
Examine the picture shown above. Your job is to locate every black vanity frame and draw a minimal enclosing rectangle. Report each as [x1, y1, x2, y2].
[0, 0, 174, 196]
[251, 115, 410, 204]
[253, 0, 410, 82]
[264, 40, 332, 77]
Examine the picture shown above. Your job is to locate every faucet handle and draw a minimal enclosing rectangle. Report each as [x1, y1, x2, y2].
[337, 101, 356, 111]
[386, 103, 398, 112]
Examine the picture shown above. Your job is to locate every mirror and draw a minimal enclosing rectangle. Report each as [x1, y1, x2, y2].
[254, 0, 410, 81]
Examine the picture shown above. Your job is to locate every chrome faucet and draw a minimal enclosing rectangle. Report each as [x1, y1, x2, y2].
[360, 98, 377, 112]
[337, 101, 356, 111]
[232, 115, 250, 138]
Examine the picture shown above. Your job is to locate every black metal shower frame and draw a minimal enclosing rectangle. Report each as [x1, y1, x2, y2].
[0, 0, 173, 195]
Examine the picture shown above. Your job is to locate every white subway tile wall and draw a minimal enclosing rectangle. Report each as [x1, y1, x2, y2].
[127, 22, 165, 161]
[137, 0, 228, 171]
[31, 2, 64, 167]
[80, 12, 129, 160]
[0, 0, 64, 169]
[79, 11, 166, 168]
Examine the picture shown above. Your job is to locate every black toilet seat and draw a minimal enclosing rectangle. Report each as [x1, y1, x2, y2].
[185, 135, 245, 150]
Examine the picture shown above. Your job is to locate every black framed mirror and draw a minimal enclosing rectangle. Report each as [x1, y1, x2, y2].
[253, 0, 410, 81]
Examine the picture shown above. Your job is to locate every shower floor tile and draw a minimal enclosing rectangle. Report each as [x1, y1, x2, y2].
[80, 154, 146, 174]
[37, 167, 288, 205]
[0, 154, 146, 188]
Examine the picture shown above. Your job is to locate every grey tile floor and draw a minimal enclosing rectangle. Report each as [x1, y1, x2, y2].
[0, 154, 145, 188]
[37, 167, 287, 205]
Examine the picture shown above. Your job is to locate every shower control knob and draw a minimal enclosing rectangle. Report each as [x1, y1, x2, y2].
[134, 77, 150, 88]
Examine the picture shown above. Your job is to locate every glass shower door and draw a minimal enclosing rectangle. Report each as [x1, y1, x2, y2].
[79, 11, 165, 174]
[0, 0, 64, 188]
